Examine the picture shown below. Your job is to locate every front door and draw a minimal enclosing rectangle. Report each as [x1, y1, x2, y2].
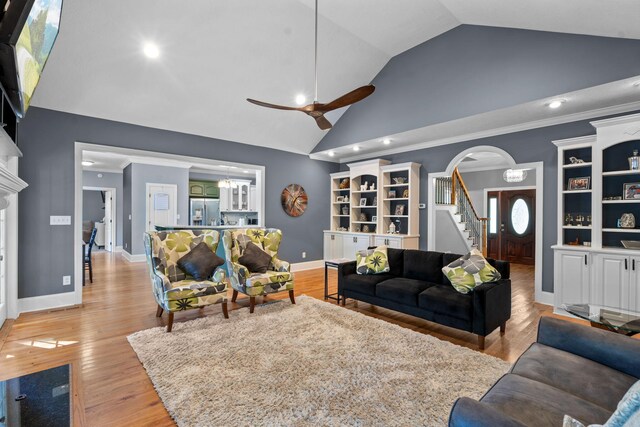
[147, 184, 178, 231]
[487, 189, 535, 265]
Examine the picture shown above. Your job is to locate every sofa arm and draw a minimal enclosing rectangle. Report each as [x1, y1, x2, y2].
[472, 279, 512, 336]
[449, 397, 526, 427]
[537, 316, 640, 378]
[337, 261, 357, 295]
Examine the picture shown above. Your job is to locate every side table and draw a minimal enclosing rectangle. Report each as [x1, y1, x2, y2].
[324, 258, 351, 304]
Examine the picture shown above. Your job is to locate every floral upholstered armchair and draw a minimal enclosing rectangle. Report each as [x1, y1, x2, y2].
[144, 230, 228, 331]
[222, 228, 295, 313]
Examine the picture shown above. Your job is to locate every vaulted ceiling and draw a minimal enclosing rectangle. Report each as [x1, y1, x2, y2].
[31, 0, 640, 155]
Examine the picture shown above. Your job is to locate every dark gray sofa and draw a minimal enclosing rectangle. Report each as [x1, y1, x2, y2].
[449, 317, 640, 426]
[338, 248, 511, 349]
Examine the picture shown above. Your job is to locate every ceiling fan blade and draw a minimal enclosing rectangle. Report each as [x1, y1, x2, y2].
[246, 98, 301, 111]
[314, 115, 333, 130]
[321, 85, 375, 111]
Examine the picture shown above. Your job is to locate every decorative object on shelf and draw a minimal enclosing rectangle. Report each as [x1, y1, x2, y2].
[503, 169, 527, 183]
[362, 225, 370, 233]
[395, 219, 401, 234]
[567, 177, 590, 191]
[372, 196, 377, 206]
[583, 241, 591, 246]
[619, 213, 636, 229]
[372, 215, 377, 222]
[624, 183, 640, 200]
[564, 213, 573, 226]
[388, 190, 396, 199]
[341, 206, 349, 215]
[339, 178, 349, 189]
[281, 184, 308, 217]
[575, 214, 585, 226]
[359, 212, 367, 222]
[392, 177, 406, 184]
[621, 240, 640, 249]
[336, 196, 344, 203]
[388, 222, 396, 234]
[567, 237, 580, 245]
[395, 204, 406, 216]
[402, 189, 409, 198]
[629, 149, 640, 171]
[354, 224, 361, 232]
[337, 226, 347, 231]
[586, 215, 591, 226]
[361, 182, 368, 191]
[359, 198, 367, 206]
[569, 157, 585, 164]
[344, 195, 349, 203]
[370, 183, 376, 191]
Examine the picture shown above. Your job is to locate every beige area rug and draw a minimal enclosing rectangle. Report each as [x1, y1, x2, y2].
[128, 296, 509, 426]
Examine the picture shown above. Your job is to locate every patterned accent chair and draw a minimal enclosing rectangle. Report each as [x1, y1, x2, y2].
[222, 228, 295, 313]
[144, 230, 228, 331]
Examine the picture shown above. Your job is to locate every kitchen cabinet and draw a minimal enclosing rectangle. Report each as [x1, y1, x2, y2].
[189, 180, 219, 198]
[593, 253, 630, 309]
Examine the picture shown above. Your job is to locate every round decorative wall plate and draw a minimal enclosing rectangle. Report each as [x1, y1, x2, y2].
[281, 184, 308, 217]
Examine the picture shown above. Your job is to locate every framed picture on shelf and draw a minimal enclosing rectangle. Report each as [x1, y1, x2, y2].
[359, 198, 367, 206]
[395, 204, 406, 216]
[388, 190, 396, 199]
[567, 177, 590, 191]
[336, 196, 344, 203]
[623, 183, 640, 200]
[372, 215, 378, 222]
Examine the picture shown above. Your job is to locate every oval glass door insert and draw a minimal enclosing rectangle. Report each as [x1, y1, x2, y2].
[511, 198, 529, 235]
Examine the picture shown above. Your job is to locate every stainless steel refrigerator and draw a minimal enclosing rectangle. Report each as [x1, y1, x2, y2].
[190, 198, 220, 226]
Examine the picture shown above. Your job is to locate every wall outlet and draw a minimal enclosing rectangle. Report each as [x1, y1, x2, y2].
[302, 251, 307, 259]
[62, 275, 71, 286]
[50, 215, 71, 225]
[128, 214, 132, 220]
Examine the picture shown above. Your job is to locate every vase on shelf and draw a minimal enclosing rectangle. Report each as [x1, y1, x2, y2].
[620, 213, 636, 229]
[629, 150, 640, 171]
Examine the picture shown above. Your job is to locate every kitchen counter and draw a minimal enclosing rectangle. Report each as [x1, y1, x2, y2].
[155, 225, 260, 231]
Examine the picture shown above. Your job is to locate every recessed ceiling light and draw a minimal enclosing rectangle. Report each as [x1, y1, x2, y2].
[228, 166, 238, 169]
[143, 42, 160, 59]
[295, 94, 307, 105]
[82, 160, 94, 166]
[328, 150, 335, 157]
[382, 138, 391, 145]
[353, 146, 360, 152]
[547, 99, 566, 109]
[243, 170, 250, 173]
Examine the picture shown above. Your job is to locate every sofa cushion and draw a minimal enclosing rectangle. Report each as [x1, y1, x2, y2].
[387, 248, 404, 276]
[511, 343, 638, 413]
[403, 250, 444, 283]
[481, 374, 612, 427]
[238, 242, 272, 273]
[356, 245, 390, 275]
[442, 249, 502, 294]
[418, 285, 472, 320]
[177, 242, 225, 281]
[376, 278, 435, 307]
[442, 253, 509, 283]
[342, 274, 395, 296]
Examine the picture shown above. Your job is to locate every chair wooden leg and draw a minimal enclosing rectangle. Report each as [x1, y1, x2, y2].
[231, 290, 238, 303]
[289, 290, 296, 304]
[166, 312, 174, 332]
[478, 335, 485, 350]
[155, 305, 163, 317]
[222, 302, 229, 319]
[500, 322, 506, 335]
[88, 259, 93, 283]
[249, 297, 255, 314]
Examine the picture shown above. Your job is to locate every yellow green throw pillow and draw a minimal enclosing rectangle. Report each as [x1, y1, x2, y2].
[356, 245, 390, 275]
[442, 249, 501, 294]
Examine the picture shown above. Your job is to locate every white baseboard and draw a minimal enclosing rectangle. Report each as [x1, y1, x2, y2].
[535, 291, 554, 306]
[121, 249, 146, 263]
[18, 291, 79, 314]
[291, 260, 324, 272]
[114, 245, 123, 253]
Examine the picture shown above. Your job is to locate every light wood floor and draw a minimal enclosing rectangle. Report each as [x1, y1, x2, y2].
[0, 252, 560, 426]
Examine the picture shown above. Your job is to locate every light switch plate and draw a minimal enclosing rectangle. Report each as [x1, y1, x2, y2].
[50, 215, 71, 225]
[418, 203, 426, 209]
[63, 275, 71, 286]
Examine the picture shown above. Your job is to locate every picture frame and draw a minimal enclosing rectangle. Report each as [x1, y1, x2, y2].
[388, 190, 396, 199]
[395, 204, 406, 216]
[359, 198, 367, 206]
[372, 215, 378, 222]
[336, 196, 344, 203]
[567, 177, 590, 191]
[624, 183, 640, 200]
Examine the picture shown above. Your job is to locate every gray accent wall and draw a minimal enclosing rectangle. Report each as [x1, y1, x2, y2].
[83, 171, 124, 246]
[315, 25, 640, 152]
[18, 107, 337, 299]
[82, 190, 104, 225]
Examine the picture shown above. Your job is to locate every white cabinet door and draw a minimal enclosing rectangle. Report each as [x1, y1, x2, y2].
[555, 250, 590, 307]
[593, 253, 629, 310]
[373, 236, 403, 249]
[629, 257, 640, 311]
[249, 185, 256, 211]
[323, 233, 343, 260]
[342, 234, 371, 260]
[219, 188, 230, 211]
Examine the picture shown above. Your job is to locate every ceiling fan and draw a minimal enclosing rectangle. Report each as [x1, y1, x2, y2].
[246, 0, 375, 131]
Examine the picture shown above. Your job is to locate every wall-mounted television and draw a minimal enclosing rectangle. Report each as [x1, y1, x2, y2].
[0, 0, 62, 119]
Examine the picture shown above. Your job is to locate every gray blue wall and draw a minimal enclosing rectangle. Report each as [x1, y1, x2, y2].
[315, 25, 640, 152]
[18, 107, 337, 298]
[83, 170, 124, 246]
[82, 190, 104, 226]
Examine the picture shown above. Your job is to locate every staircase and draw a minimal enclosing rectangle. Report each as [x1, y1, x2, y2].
[434, 168, 488, 255]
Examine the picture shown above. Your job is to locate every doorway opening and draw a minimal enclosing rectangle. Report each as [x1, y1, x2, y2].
[82, 186, 116, 253]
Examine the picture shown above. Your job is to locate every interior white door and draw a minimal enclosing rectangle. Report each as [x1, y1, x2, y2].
[0, 210, 6, 328]
[147, 184, 178, 231]
[104, 190, 113, 252]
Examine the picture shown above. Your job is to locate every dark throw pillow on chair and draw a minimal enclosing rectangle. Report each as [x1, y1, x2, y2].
[177, 242, 225, 281]
[238, 242, 271, 274]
